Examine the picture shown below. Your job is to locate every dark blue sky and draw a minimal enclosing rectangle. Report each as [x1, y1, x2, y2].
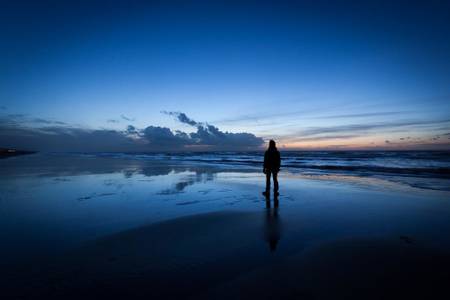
[1, 0, 450, 150]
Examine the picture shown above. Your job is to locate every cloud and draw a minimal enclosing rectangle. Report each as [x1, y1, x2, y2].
[32, 118, 67, 125]
[6, 114, 26, 118]
[315, 111, 408, 119]
[161, 111, 264, 149]
[121, 114, 135, 122]
[4, 111, 446, 151]
[289, 134, 360, 142]
[270, 117, 450, 149]
[125, 125, 138, 134]
[0, 112, 264, 151]
[296, 119, 450, 137]
[32, 118, 54, 124]
[142, 126, 190, 147]
[162, 111, 198, 126]
[212, 109, 413, 125]
[0, 114, 67, 126]
[212, 94, 450, 126]
[0, 125, 143, 152]
[212, 110, 309, 124]
[0, 106, 6, 110]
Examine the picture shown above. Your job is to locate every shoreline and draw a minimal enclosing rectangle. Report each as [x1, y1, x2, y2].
[0, 148, 37, 159]
[1, 154, 450, 299]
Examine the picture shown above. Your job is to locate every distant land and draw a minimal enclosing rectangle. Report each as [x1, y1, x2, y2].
[0, 148, 37, 159]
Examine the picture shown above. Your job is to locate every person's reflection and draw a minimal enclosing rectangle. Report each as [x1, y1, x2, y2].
[264, 194, 281, 252]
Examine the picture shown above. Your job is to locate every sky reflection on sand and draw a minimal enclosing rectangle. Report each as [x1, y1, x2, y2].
[1, 154, 450, 269]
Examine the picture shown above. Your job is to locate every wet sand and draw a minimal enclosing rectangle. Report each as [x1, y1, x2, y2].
[6, 211, 450, 299]
[1, 154, 450, 299]
[202, 237, 450, 299]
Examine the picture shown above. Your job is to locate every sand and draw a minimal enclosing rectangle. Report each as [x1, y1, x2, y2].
[1, 154, 450, 299]
[5, 211, 449, 299]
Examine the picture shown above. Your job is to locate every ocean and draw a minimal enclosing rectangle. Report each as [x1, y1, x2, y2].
[81, 150, 450, 191]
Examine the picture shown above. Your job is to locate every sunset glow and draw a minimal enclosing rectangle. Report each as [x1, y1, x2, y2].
[1, 1, 449, 151]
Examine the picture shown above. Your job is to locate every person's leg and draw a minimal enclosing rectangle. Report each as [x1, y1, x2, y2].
[273, 172, 279, 193]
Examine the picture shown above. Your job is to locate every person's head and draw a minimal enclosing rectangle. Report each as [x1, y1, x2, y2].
[268, 140, 276, 150]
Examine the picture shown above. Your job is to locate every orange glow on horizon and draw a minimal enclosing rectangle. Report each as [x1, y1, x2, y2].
[266, 135, 450, 151]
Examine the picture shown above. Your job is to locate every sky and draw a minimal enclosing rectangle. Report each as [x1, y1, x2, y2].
[1, 0, 450, 151]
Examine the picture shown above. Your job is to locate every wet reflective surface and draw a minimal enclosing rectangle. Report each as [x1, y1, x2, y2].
[1, 154, 450, 299]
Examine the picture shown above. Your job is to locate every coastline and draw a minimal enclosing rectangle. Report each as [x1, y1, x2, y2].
[1, 153, 450, 299]
[0, 148, 37, 159]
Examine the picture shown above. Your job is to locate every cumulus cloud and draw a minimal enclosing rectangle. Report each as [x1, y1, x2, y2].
[142, 126, 190, 147]
[125, 125, 138, 134]
[162, 111, 264, 149]
[0, 112, 264, 151]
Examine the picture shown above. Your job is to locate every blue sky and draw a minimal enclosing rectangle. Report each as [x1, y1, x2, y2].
[1, 1, 450, 151]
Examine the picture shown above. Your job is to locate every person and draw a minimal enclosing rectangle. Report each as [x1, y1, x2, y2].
[263, 140, 280, 196]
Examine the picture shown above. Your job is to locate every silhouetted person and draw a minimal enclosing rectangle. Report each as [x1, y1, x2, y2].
[263, 140, 280, 196]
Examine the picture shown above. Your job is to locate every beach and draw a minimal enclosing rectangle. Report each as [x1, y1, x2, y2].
[2, 0, 450, 298]
[1, 152, 450, 299]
